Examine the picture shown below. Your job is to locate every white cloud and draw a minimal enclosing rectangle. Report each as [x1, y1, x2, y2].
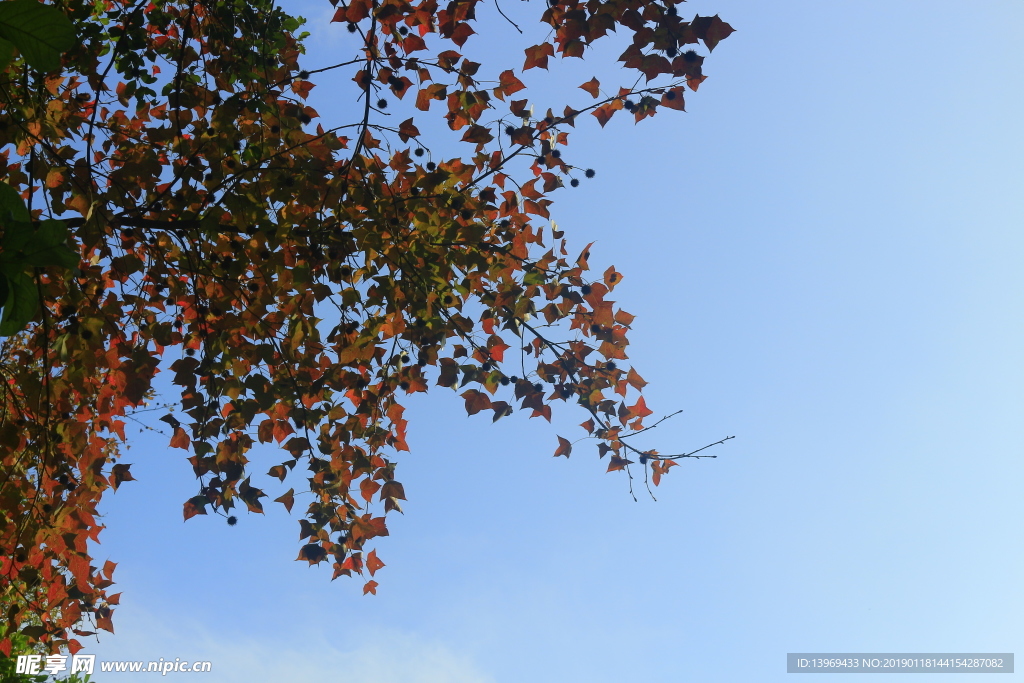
[83, 607, 494, 683]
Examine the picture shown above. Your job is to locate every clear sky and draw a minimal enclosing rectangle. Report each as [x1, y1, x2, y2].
[83, 1, 1022, 681]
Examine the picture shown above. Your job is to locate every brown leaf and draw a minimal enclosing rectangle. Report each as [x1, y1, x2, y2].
[461, 389, 492, 415]
[579, 77, 600, 98]
[366, 549, 385, 576]
[274, 488, 295, 513]
[553, 436, 572, 458]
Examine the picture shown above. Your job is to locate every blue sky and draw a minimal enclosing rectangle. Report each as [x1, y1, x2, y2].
[82, 1, 1022, 680]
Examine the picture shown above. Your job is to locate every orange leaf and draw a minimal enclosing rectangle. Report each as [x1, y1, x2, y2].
[169, 426, 190, 449]
[606, 455, 633, 472]
[579, 77, 600, 98]
[627, 396, 654, 419]
[363, 580, 379, 595]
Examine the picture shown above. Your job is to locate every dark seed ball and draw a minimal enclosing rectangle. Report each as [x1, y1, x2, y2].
[414, 148, 424, 157]
[570, 178, 580, 187]
[551, 149, 561, 158]
[606, 361, 617, 370]
[377, 98, 388, 108]
[185, 348, 195, 356]
[398, 26, 409, 35]
[683, 50, 699, 63]
[581, 284, 592, 295]
[270, 124, 281, 134]
[665, 91, 676, 100]
[227, 516, 238, 526]
[298, 70, 310, 79]
[400, 381, 410, 391]
[505, 125, 516, 135]
[401, 354, 410, 363]
[299, 113, 311, 124]
[500, 376, 509, 386]
[533, 383, 543, 392]
[585, 168, 596, 178]
[347, 22, 357, 32]
[426, 162, 436, 171]
[591, 324, 601, 333]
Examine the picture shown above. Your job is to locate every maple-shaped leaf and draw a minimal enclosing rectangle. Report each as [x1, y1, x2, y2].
[627, 396, 654, 420]
[626, 368, 648, 390]
[523, 43, 555, 70]
[95, 608, 115, 634]
[691, 14, 735, 51]
[362, 580, 379, 595]
[109, 463, 135, 490]
[397, 118, 420, 141]
[297, 543, 327, 565]
[169, 426, 190, 450]
[461, 124, 494, 144]
[606, 455, 633, 472]
[461, 389, 491, 415]
[553, 436, 572, 458]
[183, 496, 208, 521]
[366, 550, 385, 576]
[274, 488, 295, 513]
[380, 481, 406, 500]
[660, 87, 685, 111]
[496, 69, 526, 98]
[579, 77, 600, 98]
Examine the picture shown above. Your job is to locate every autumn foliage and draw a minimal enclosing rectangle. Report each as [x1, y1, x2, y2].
[0, 0, 733, 654]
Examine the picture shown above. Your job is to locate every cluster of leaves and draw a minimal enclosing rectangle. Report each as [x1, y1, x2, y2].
[0, 0, 733, 655]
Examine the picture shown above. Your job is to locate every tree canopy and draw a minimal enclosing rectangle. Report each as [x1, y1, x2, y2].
[0, 0, 733, 655]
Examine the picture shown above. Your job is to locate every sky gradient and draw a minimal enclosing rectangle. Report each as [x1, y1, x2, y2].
[81, 1, 1023, 680]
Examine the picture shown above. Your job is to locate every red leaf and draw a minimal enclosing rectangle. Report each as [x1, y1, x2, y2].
[363, 579, 379, 595]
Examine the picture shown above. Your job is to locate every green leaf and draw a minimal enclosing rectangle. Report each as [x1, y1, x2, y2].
[0, 36, 13, 72]
[0, 269, 37, 335]
[0, 0, 76, 72]
[0, 181, 28, 223]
